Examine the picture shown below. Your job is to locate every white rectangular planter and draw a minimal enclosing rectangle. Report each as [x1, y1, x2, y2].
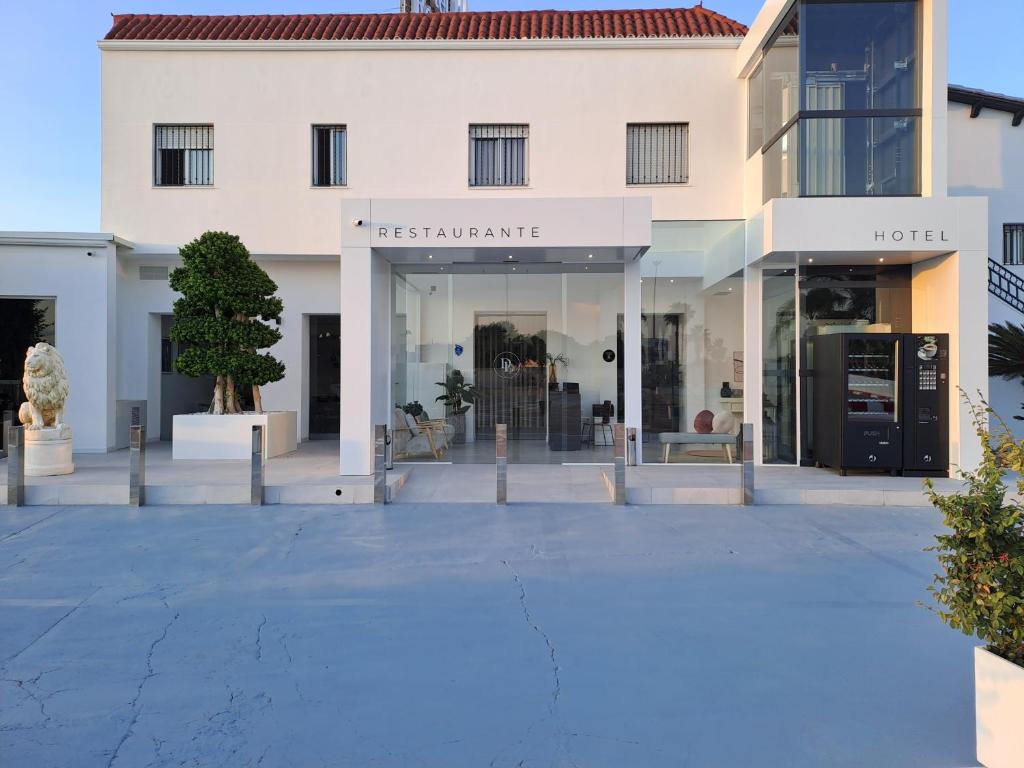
[975, 646, 1024, 768]
[172, 412, 297, 460]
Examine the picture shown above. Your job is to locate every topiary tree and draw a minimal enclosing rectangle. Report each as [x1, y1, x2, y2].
[169, 231, 285, 415]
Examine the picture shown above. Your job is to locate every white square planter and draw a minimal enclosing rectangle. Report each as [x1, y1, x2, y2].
[975, 646, 1024, 768]
[172, 412, 297, 460]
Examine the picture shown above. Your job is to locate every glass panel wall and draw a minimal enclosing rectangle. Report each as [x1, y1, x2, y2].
[0, 298, 55, 417]
[762, 269, 797, 464]
[391, 266, 622, 464]
[802, 0, 919, 112]
[755, 0, 921, 201]
[640, 222, 745, 464]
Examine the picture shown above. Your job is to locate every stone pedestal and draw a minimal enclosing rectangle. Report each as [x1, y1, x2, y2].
[24, 425, 74, 476]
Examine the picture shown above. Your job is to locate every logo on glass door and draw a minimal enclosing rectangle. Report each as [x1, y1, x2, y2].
[493, 352, 522, 379]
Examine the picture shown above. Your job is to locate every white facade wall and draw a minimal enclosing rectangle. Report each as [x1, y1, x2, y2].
[100, 43, 744, 252]
[0, 236, 120, 452]
[949, 101, 1024, 430]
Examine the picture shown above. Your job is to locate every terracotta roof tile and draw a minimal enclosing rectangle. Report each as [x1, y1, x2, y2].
[104, 7, 748, 42]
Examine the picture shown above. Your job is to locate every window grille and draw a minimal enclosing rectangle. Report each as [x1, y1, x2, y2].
[312, 125, 347, 187]
[626, 123, 689, 185]
[469, 124, 528, 187]
[154, 125, 213, 186]
[1006, 224, 1024, 266]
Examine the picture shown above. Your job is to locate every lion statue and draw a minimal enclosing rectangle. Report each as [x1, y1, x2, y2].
[18, 343, 71, 431]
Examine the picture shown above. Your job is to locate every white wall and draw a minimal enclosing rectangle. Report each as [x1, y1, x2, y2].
[0, 238, 119, 451]
[116, 254, 340, 441]
[101, 44, 744, 252]
[948, 101, 1024, 436]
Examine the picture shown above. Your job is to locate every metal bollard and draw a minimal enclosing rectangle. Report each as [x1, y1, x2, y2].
[129, 425, 146, 507]
[738, 422, 754, 506]
[496, 423, 507, 505]
[1, 409, 11, 460]
[7, 425, 25, 507]
[374, 424, 388, 504]
[626, 426, 638, 467]
[250, 425, 265, 506]
[385, 427, 394, 471]
[613, 423, 626, 505]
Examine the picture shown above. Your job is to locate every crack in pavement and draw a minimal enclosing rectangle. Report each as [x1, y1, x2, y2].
[106, 605, 180, 767]
[501, 560, 560, 714]
[810, 522, 929, 579]
[3, 587, 101, 665]
[0, 510, 64, 544]
[255, 615, 267, 662]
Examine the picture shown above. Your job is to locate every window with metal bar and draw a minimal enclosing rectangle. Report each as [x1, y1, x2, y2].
[1006, 224, 1024, 266]
[312, 125, 347, 187]
[626, 123, 689, 185]
[468, 125, 528, 187]
[154, 125, 213, 186]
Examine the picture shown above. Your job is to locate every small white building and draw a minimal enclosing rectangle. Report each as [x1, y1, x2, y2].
[0, 1, 1006, 481]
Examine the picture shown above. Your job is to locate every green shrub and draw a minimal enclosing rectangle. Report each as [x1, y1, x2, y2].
[926, 396, 1024, 666]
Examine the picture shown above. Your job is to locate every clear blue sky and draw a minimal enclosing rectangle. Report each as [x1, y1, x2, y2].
[1, 0, 1020, 231]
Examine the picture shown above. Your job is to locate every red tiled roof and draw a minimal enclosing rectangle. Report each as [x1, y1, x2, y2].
[104, 7, 748, 42]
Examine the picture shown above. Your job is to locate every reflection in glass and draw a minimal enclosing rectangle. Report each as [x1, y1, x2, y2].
[763, 6, 799, 138]
[846, 338, 898, 422]
[802, 116, 919, 196]
[640, 222, 746, 464]
[763, 122, 800, 200]
[762, 269, 797, 464]
[391, 267, 622, 464]
[802, 0, 920, 112]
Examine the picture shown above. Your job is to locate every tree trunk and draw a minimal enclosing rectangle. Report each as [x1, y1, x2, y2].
[252, 385, 264, 414]
[226, 376, 238, 414]
[213, 375, 225, 415]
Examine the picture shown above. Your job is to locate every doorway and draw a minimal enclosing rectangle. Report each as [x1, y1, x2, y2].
[309, 314, 340, 438]
[473, 311, 547, 440]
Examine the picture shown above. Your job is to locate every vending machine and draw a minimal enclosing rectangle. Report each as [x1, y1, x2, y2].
[809, 333, 949, 476]
[811, 333, 903, 475]
[901, 334, 949, 477]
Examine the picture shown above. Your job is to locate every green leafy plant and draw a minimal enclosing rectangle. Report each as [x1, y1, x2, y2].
[169, 231, 285, 415]
[989, 321, 1024, 420]
[925, 394, 1024, 666]
[435, 369, 476, 415]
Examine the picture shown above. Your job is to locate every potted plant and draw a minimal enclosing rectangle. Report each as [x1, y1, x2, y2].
[435, 369, 475, 444]
[546, 352, 568, 386]
[168, 231, 294, 460]
[925, 396, 1024, 768]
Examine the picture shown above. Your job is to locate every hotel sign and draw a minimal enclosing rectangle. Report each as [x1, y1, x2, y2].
[873, 229, 950, 244]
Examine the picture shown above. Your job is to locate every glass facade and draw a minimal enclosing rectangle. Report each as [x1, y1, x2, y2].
[640, 222, 746, 464]
[756, 0, 921, 201]
[762, 269, 797, 464]
[391, 266, 623, 464]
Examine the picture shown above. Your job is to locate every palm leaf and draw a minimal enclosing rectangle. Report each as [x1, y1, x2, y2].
[989, 322, 1024, 380]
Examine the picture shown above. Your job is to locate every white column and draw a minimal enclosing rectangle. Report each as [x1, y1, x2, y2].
[743, 265, 764, 464]
[339, 200, 378, 476]
[624, 258, 643, 462]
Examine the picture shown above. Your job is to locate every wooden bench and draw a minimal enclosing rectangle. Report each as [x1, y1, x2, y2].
[658, 432, 736, 463]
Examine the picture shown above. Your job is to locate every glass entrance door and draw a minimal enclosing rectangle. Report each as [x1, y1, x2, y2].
[391, 264, 623, 464]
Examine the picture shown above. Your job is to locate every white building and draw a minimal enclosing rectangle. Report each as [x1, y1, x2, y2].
[0, 1, 1005, 483]
[947, 85, 1024, 433]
